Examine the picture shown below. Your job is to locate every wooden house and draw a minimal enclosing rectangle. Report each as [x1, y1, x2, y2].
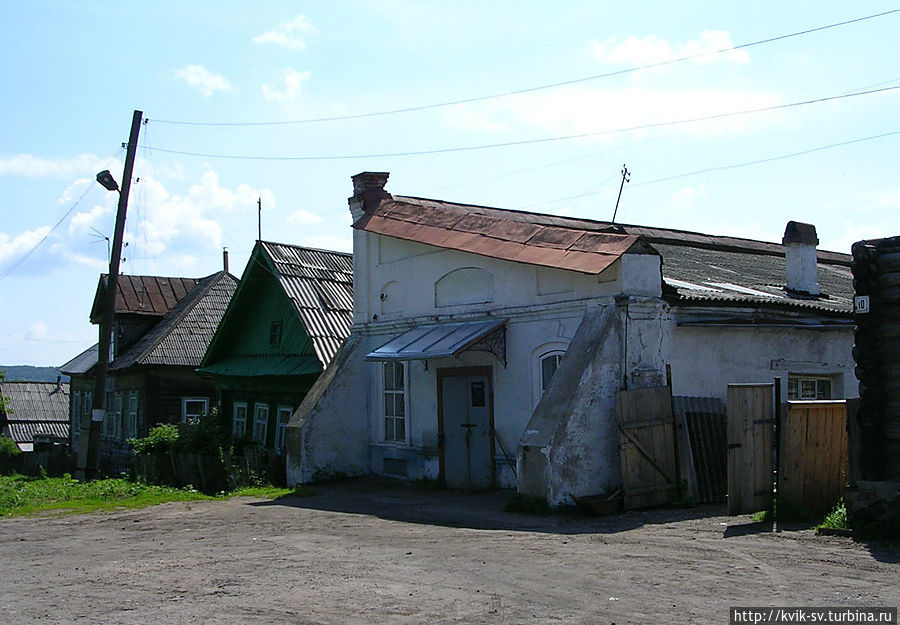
[198, 241, 353, 454]
[0, 379, 70, 452]
[61, 270, 237, 474]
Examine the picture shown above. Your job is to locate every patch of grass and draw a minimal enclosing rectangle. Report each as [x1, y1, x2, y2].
[817, 498, 849, 531]
[227, 485, 314, 499]
[0, 474, 209, 517]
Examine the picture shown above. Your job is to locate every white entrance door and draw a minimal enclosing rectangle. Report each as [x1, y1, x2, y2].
[441, 373, 492, 489]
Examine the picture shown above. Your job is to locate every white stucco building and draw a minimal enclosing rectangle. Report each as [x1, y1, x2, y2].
[286, 172, 855, 505]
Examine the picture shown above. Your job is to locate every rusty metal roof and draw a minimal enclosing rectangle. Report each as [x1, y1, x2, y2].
[260, 241, 354, 366]
[0, 381, 70, 450]
[353, 197, 646, 275]
[353, 192, 852, 314]
[90, 274, 200, 323]
[110, 271, 238, 370]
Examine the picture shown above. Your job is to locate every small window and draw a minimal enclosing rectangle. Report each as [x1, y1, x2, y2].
[254, 403, 269, 444]
[233, 402, 248, 437]
[126, 392, 139, 438]
[383, 362, 407, 443]
[269, 320, 282, 347]
[181, 397, 208, 423]
[787, 375, 834, 400]
[275, 406, 292, 452]
[540, 351, 564, 393]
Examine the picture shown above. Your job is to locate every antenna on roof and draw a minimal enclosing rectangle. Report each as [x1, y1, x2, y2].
[611, 164, 630, 223]
[257, 197, 262, 242]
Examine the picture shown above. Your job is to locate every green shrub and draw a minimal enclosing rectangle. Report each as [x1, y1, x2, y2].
[818, 499, 849, 531]
[129, 424, 179, 455]
[0, 435, 21, 457]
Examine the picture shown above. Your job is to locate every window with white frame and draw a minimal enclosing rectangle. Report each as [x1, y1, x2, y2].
[383, 361, 407, 443]
[233, 402, 248, 437]
[253, 403, 269, 444]
[126, 392, 139, 439]
[539, 351, 565, 394]
[71, 391, 82, 444]
[181, 397, 208, 423]
[788, 375, 835, 400]
[275, 406, 292, 452]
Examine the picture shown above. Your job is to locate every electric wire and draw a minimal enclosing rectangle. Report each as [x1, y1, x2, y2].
[140, 85, 900, 161]
[520, 130, 900, 210]
[147, 8, 900, 127]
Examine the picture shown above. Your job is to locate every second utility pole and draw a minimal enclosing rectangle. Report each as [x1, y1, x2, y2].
[83, 109, 143, 480]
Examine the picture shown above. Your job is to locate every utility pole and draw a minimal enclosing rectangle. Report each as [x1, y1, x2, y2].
[611, 164, 630, 224]
[80, 109, 143, 481]
[257, 197, 262, 241]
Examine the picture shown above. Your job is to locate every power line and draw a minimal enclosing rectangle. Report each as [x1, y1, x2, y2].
[0, 184, 96, 280]
[147, 8, 900, 127]
[140, 85, 900, 161]
[521, 130, 899, 209]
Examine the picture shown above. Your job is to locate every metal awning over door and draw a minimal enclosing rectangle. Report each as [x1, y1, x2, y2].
[365, 318, 506, 365]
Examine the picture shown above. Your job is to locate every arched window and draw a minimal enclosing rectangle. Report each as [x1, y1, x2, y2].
[531, 341, 569, 407]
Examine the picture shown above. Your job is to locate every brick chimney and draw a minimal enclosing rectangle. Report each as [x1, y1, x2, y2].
[349, 172, 391, 222]
[782, 221, 819, 295]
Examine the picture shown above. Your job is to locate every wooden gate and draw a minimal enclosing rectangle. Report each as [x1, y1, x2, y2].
[726, 384, 774, 515]
[778, 401, 848, 516]
[616, 386, 678, 510]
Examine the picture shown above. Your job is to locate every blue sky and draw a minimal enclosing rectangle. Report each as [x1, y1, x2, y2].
[1, 1, 898, 366]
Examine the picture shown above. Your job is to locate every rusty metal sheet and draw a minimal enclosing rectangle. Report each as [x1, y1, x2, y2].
[569, 232, 639, 253]
[453, 214, 540, 243]
[526, 226, 584, 249]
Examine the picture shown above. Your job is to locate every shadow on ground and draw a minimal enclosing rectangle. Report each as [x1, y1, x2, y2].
[248, 475, 725, 535]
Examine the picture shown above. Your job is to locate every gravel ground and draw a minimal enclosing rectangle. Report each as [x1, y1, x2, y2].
[0, 477, 897, 624]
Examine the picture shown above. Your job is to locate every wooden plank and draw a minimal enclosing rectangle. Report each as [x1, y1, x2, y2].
[727, 384, 774, 515]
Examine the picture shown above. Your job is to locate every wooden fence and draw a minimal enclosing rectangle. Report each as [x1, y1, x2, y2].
[778, 401, 848, 516]
[726, 384, 774, 515]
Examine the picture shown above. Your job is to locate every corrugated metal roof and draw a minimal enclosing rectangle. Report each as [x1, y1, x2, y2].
[90, 274, 200, 322]
[260, 242, 353, 366]
[366, 319, 506, 361]
[198, 355, 322, 377]
[110, 271, 238, 370]
[59, 343, 98, 375]
[1, 382, 70, 449]
[354, 193, 852, 314]
[354, 198, 645, 275]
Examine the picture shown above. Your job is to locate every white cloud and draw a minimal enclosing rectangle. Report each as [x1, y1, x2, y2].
[286, 209, 323, 225]
[172, 64, 233, 97]
[0, 226, 52, 264]
[670, 186, 708, 210]
[25, 321, 49, 341]
[253, 14, 316, 49]
[593, 30, 750, 68]
[262, 68, 311, 102]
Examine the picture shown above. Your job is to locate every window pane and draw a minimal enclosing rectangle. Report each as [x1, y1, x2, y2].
[788, 378, 798, 400]
[384, 362, 394, 390]
[395, 418, 405, 441]
[801, 379, 816, 399]
[395, 394, 404, 417]
[541, 354, 559, 391]
[395, 362, 404, 388]
[384, 394, 394, 417]
[817, 379, 832, 400]
[384, 417, 394, 442]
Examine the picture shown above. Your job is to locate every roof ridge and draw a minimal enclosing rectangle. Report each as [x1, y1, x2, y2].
[260, 240, 352, 258]
[112, 272, 236, 369]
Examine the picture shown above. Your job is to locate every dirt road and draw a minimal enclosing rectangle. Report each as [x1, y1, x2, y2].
[0, 478, 896, 624]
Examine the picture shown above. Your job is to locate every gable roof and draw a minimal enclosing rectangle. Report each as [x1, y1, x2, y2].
[110, 271, 238, 370]
[354, 193, 853, 314]
[258, 241, 354, 367]
[90, 274, 200, 323]
[0, 381, 70, 451]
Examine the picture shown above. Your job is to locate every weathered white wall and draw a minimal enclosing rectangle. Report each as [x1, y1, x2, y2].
[666, 314, 856, 400]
